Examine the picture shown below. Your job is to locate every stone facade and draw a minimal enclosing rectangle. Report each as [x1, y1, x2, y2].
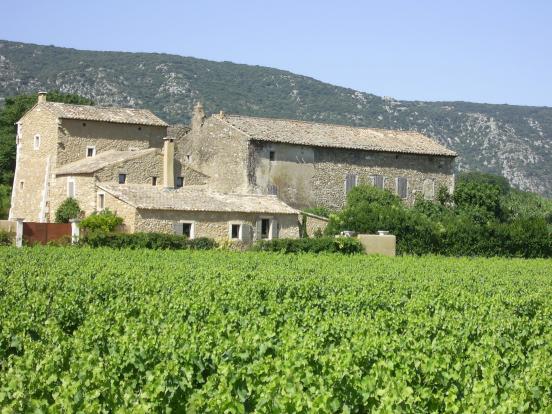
[251, 141, 454, 209]
[100, 189, 137, 233]
[49, 175, 96, 218]
[10, 95, 456, 244]
[182, 113, 456, 210]
[90, 187, 299, 241]
[57, 119, 166, 166]
[134, 209, 298, 241]
[95, 151, 163, 185]
[176, 115, 250, 193]
[9, 105, 60, 221]
[9, 99, 167, 222]
[302, 213, 329, 237]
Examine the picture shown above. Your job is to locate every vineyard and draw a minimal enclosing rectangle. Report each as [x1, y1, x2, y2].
[0, 247, 551, 413]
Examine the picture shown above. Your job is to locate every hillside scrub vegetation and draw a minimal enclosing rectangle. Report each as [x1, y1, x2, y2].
[325, 173, 552, 258]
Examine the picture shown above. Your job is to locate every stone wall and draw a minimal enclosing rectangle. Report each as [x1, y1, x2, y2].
[180, 166, 209, 186]
[99, 189, 137, 233]
[9, 105, 59, 221]
[176, 116, 250, 193]
[0, 220, 16, 233]
[250, 141, 455, 210]
[302, 213, 329, 237]
[49, 175, 97, 219]
[57, 119, 166, 166]
[96, 151, 163, 185]
[134, 209, 299, 241]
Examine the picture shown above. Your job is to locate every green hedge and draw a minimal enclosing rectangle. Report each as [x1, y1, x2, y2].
[0, 229, 12, 246]
[80, 232, 217, 250]
[252, 237, 363, 254]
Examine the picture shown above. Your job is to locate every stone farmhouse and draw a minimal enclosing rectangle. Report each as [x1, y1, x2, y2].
[9, 92, 456, 243]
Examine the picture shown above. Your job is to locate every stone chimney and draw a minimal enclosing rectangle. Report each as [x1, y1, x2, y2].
[37, 91, 47, 104]
[191, 102, 205, 130]
[163, 137, 175, 189]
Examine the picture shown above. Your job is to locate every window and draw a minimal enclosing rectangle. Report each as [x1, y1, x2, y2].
[33, 134, 40, 150]
[173, 221, 194, 238]
[67, 178, 75, 198]
[118, 174, 127, 184]
[269, 151, 275, 161]
[97, 193, 105, 210]
[176, 177, 184, 188]
[267, 184, 278, 195]
[396, 177, 408, 199]
[423, 179, 435, 200]
[186, 154, 191, 162]
[372, 175, 384, 189]
[19, 181, 24, 190]
[86, 146, 96, 158]
[261, 218, 270, 239]
[230, 223, 241, 240]
[345, 173, 358, 194]
[182, 223, 192, 238]
[152, 176, 157, 186]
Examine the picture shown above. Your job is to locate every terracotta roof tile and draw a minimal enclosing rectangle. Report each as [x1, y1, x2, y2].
[97, 183, 298, 215]
[42, 102, 168, 126]
[220, 114, 456, 157]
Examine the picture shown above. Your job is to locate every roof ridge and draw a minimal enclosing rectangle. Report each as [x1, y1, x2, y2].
[46, 101, 156, 113]
[219, 113, 457, 157]
[222, 113, 424, 136]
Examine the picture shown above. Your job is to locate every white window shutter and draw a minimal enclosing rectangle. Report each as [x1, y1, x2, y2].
[173, 223, 184, 235]
[241, 224, 252, 243]
[270, 219, 279, 240]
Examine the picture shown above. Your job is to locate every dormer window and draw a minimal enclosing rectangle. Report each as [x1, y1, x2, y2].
[33, 134, 40, 150]
[86, 146, 96, 158]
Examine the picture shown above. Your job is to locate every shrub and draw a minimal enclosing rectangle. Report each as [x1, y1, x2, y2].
[55, 198, 82, 223]
[0, 185, 10, 220]
[325, 179, 552, 258]
[458, 171, 511, 196]
[0, 229, 13, 246]
[47, 235, 73, 247]
[346, 184, 401, 208]
[252, 237, 363, 254]
[453, 180, 504, 220]
[80, 209, 123, 233]
[80, 232, 217, 250]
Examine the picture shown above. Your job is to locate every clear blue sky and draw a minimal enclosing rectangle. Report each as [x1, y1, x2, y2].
[1, 0, 551, 107]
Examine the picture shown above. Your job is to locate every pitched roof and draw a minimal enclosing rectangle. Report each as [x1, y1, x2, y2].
[41, 102, 168, 126]
[55, 149, 159, 175]
[97, 183, 298, 215]
[219, 114, 456, 157]
[167, 124, 191, 139]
